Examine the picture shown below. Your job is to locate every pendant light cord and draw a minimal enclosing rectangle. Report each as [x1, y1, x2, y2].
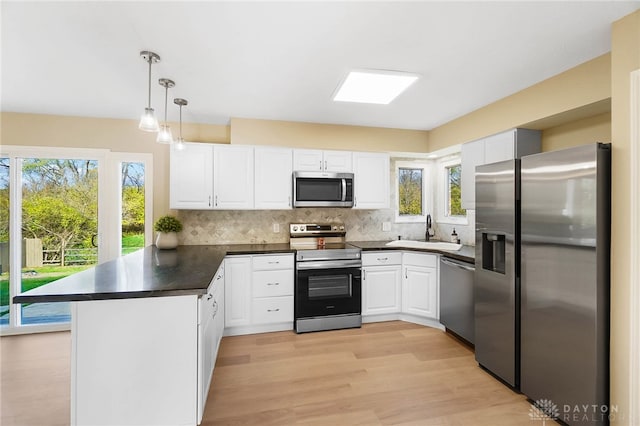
[164, 85, 168, 124]
[147, 59, 152, 109]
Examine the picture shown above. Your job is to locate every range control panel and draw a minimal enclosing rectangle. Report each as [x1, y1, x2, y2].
[289, 223, 346, 237]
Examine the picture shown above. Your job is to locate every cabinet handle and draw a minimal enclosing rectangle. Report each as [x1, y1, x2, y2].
[216, 274, 223, 280]
[288, 196, 291, 207]
[212, 301, 218, 318]
[207, 293, 213, 300]
[267, 308, 280, 312]
[267, 261, 280, 264]
[319, 160, 322, 170]
[377, 257, 388, 262]
[215, 195, 218, 207]
[405, 268, 408, 279]
[324, 160, 327, 170]
[208, 195, 211, 207]
[363, 270, 366, 281]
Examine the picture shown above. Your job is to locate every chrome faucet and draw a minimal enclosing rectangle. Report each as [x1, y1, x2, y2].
[426, 214, 432, 241]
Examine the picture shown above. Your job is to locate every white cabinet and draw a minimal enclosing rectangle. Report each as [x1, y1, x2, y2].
[224, 256, 252, 327]
[352, 152, 390, 209]
[362, 252, 402, 316]
[401, 253, 439, 320]
[293, 149, 352, 172]
[461, 128, 541, 209]
[213, 145, 254, 209]
[198, 263, 224, 424]
[224, 253, 294, 335]
[170, 142, 214, 209]
[251, 254, 294, 326]
[254, 146, 293, 209]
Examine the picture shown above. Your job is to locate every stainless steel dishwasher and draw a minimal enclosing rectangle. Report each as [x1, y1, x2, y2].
[439, 256, 475, 345]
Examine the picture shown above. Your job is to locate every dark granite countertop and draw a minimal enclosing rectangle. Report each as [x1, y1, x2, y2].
[14, 244, 294, 304]
[347, 240, 475, 264]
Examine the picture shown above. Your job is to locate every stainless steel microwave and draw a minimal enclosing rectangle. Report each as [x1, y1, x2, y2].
[292, 171, 354, 208]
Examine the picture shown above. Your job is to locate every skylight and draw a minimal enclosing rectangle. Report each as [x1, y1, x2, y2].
[333, 70, 419, 105]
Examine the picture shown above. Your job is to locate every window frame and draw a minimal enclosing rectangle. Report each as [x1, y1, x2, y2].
[394, 160, 433, 224]
[436, 155, 468, 226]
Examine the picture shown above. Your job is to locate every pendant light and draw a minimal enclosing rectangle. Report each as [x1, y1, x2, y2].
[138, 51, 161, 132]
[156, 78, 175, 144]
[173, 98, 188, 151]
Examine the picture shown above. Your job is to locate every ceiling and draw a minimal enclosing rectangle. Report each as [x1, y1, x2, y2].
[2, 1, 639, 131]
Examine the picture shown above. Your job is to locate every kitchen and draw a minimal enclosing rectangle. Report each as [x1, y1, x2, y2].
[1, 2, 640, 426]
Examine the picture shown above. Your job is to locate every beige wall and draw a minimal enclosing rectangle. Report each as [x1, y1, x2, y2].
[428, 53, 611, 151]
[0, 112, 230, 219]
[230, 118, 429, 153]
[610, 9, 639, 424]
[541, 112, 611, 152]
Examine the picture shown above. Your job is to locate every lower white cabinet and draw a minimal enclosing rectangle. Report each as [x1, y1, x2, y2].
[225, 253, 294, 335]
[402, 253, 439, 320]
[198, 263, 224, 424]
[362, 252, 402, 316]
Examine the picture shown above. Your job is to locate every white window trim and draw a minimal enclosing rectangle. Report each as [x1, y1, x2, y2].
[436, 155, 468, 226]
[394, 160, 433, 223]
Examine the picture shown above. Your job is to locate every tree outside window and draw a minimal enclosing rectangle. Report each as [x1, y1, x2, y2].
[398, 167, 423, 216]
[446, 164, 466, 217]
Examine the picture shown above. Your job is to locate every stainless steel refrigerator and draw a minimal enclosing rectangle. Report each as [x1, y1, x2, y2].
[474, 158, 521, 388]
[520, 143, 610, 425]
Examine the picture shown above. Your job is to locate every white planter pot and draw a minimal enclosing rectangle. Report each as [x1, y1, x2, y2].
[155, 232, 178, 249]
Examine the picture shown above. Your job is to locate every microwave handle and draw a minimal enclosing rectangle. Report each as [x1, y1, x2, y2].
[341, 178, 346, 202]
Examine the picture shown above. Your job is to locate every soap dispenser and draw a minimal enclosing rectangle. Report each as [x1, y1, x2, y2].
[451, 228, 459, 243]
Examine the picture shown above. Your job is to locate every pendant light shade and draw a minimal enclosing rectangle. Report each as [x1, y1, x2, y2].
[174, 98, 188, 151]
[156, 78, 175, 144]
[138, 51, 160, 132]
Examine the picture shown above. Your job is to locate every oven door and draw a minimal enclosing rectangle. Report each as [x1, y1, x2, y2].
[295, 264, 361, 318]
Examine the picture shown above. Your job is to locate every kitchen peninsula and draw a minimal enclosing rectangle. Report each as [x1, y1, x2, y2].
[15, 241, 473, 426]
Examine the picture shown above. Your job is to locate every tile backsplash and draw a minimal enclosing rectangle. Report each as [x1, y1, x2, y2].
[177, 208, 475, 246]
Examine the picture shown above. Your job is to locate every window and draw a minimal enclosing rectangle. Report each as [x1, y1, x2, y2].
[0, 147, 153, 334]
[445, 164, 466, 217]
[437, 156, 467, 225]
[395, 161, 431, 223]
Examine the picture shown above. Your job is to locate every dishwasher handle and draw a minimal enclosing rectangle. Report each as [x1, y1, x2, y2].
[441, 258, 475, 272]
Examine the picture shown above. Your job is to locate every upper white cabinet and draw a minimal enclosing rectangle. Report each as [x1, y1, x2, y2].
[461, 128, 541, 209]
[170, 142, 214, 209]
[254, 147, 293, 209]
[293, 149, 352, 172]
[213, 145, 254, 210]
[352, 152, 390, 209]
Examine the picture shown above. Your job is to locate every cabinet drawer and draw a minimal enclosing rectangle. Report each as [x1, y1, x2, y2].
[252, 254, 294, 271]
[403, 253, 438, 268]
[252, 270, 294, 297]
[251, 297, 293, 324]
[362, 251, 402, 266]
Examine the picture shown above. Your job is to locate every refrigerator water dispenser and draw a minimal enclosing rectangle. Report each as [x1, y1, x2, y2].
[482, 233, 505, 274]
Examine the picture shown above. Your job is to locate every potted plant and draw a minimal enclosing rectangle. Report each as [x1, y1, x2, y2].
[154, 215, 183, 249]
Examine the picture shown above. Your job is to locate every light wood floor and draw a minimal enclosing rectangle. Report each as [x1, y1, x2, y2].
[2, 321, 535, 425]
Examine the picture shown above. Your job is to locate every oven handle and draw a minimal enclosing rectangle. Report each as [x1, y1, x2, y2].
[296, 260, 362, 270]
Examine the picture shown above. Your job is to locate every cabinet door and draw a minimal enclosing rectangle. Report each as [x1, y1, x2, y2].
[484, 130, 514, 164]
[323, 150, 353, 172]
[293, 149, 323, 171]
[460, 139, 485, 210]
[353, 152, 390, 209]
[170, 142, 213, 209]
[402, 265, 438, 319]
[213, 145, 254, 209]
[362, 266, 401, 315]
[224, 256, 252, 327]
[254, 147, 293, 209]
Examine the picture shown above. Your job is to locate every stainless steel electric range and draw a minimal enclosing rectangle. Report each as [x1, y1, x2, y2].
[290, 223, 362, 333]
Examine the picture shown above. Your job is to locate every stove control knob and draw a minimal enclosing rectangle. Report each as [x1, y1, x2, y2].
[300, 225, 306, 232]
[339, 225, 345, 231]
[332, 225, 337, 231]
[292, 226, 298, 232]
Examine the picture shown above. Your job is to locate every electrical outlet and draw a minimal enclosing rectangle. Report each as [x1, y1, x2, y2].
[272, 223, 280, 233]
[382, 222, 391, 232]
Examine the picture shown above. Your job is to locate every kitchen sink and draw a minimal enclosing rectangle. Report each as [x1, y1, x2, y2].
[385, 240, 463, 251]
